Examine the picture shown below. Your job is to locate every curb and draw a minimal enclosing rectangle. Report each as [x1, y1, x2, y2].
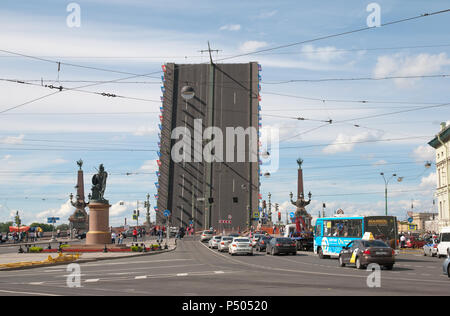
[0, 244, 177, 272]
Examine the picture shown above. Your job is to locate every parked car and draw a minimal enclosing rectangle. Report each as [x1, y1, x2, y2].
[266, 237, 297, 256]
[200, 230, 214, 242]
[339, 239, 395, 270]
[208, 235, 222, 249]
[423, 238, 439, 257]
[228, 237, 253, 256]
[218, 236, 234, 252]
[442, 249, 450, 278]
[437, 227, 450, 258]
[255, 236, 272, 252]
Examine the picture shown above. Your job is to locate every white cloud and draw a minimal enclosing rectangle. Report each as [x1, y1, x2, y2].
[239, 41, 268, 53]
[51, 158, 68, 164]
[0, 134, 24, 144]
[300, 44, 345, 63]
[219, 24, 241, 31]
[133, 126, 158, 136]
[34, 200, 73, 223]
[322, 131, 384, 154]
[373, 53, 450, 87]
[419, 172, 436, 189]
[140, 160, 159, 173]
[412, 145, 435, 162]
[257, 10, 278, 19]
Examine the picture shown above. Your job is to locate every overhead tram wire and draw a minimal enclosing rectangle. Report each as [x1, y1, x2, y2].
[0, 78, 161, 103]
[214, 9, 450, 62]
[1, 9, 448, 114]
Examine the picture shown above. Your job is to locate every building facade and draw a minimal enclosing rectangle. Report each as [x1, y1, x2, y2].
[156, 62, 261, 231]
[428, 122, 450, 230]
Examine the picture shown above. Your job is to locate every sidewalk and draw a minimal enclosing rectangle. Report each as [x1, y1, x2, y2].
[0, 238, 177, 271]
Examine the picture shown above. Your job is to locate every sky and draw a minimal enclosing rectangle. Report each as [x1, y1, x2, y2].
[0, 0, 448, 227]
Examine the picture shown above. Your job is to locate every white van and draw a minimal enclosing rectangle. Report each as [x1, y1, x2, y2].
[437, 227, 450, 258]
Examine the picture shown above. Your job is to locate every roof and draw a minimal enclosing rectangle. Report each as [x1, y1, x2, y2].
[429, 124, 450, 149]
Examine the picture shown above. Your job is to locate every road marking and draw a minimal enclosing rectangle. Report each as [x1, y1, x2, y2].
[135, 276, 147, 280]
[214, 271, 224, 274]
[29, 282, 44, 285]
[177, 273, 188, 276]
[199, 241, 450, 285]
[0, 289, 60, 296]
[85, 279, 99, 283]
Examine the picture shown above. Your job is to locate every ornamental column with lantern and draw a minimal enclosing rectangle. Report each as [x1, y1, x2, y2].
[289, 158, 313, 231]
[69, 159, 89, 234]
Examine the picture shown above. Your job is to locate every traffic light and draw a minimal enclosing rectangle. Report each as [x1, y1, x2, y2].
[208, 197, 214, 204]
[278, 212, 281, 221]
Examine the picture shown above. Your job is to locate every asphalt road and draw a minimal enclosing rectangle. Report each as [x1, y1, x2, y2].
[0, 236, 448, 296]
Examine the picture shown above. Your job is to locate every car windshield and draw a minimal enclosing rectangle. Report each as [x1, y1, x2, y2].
[213, 236, 221, 240]
[234, 239, 250, 243]
[361, 240, 389, 248]
[276, 238, 293, 243]
[222, 237, 233, 241]
[203, 231, 213, 235]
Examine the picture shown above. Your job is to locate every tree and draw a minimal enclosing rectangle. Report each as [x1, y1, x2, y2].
[29, 223, 54, 232]
[56, 224, 69, 231]
[0, 222, 13, 233]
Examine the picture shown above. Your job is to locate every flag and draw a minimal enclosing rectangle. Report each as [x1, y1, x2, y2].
[161, 86, 165, 93]
[157, 151, 161, 157]
[161, 65, 166, 72]
[161, 75, 165, 82]
[154, 194, 158, 199]
[157, 160, 161, 166]
[154, 182, 159, 189]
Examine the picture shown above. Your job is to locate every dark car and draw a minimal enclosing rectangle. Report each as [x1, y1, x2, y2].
[266, 237, 297, 256]
[255, 236, 272, 252]
[339, 239, 395, 270]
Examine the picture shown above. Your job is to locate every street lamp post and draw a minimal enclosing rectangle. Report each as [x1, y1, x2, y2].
[380, 172, 401, 216]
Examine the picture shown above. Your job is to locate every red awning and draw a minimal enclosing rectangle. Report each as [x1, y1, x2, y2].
[9, 226, 30, 233]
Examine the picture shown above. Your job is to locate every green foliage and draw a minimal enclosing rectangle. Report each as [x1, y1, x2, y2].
[130, 246, 143, 252]
[30, 223, 54, 232]
[29, 247, 43, 253]
[56, 224, 69, 231]
[0, 222, 13, 233]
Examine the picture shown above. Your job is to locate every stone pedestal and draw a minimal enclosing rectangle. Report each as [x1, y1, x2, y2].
[86, 202, 111, 245]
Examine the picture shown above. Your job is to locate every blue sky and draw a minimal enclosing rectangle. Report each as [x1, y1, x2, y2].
[0, 0, 449, 226]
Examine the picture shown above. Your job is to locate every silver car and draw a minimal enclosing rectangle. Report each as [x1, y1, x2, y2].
[208, 235, 222, 249]
[218, 236, 234, 252]
[423, 238, 439, 257]
[443, 249, 450, 278]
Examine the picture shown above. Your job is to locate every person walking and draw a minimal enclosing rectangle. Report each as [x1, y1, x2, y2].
[111, 232, 116, 244]
[132, 227, 138, 242]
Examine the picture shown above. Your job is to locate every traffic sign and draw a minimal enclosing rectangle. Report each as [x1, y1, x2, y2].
[163, 209, 171, 217]
[289, 212, 295, 218]
[47, 217, 59, 224]
[253, 212, 259, 219]
[219, 220, 231, 224]
[407, 217, 413, 223]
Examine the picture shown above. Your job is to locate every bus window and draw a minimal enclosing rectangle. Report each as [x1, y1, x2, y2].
[328, 219, 362, 238]
[315, 224, 322, 237]
[324, 221, 333, 237]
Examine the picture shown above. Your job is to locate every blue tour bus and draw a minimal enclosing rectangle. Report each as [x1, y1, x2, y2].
[314, 215, 398, 259]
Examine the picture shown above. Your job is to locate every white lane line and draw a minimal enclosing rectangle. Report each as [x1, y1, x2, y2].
[81, 258, 193, 267]
[135, 276, 147, 280]
[214, 271, 224, 274]
[199, 241, 450, 285]
[29, 282, 44, 285]
[0, 289, 60, 296]
[85, 279, 99, 283]
[177, 273, 188, 277]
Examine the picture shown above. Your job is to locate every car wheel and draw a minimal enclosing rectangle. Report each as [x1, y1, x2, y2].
[318, 248, 324, 259]
[338, 256, 345, 267]
[356, 257, 364, 269]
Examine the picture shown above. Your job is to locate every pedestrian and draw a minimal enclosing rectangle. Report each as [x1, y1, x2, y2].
[400, 234, 406, 248]
[111, 232, 116, 244]
[132, 227, 138, 242]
